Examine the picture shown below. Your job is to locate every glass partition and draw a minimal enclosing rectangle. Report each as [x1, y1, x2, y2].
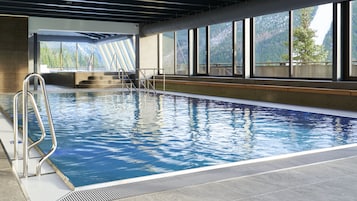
[292, 4, 332, 78]
[176, 30, 189, 75]
[351, 1, 357, 77]
[254, 12, 289, 77]
[162, 32, 175, 74]
[61, 42, 77, 70]
[235, 21, 244, 75]
[198, 27, 207, 74]
[40, 40, 126, 72]
[210, 22, 233, 76]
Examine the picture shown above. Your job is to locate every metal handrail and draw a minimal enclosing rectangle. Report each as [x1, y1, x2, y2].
[137, 68, 166, 92]
[14, 73, 57, 177]
[110, 53, 137, 91]
[137, 69, 156, 92]
[13, 91, 47, 160]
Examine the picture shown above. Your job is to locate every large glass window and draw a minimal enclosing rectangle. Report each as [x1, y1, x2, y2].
[351, 1, 357, 77]
[210, 22, 233, 76]
[198, 27, 207, 74]
[254, 12, 289, 77]
[61, 42, 77, 70]
[156, 3, 341, 80]
[162, 32, 175, 74]
[40, 41, 119, 72]
[176, 30, 189, 75]
[97, 38, 135, 72]
[292, 4, 333, 78]
[78, 42, 96, 71]
[235, 21, 244, 75]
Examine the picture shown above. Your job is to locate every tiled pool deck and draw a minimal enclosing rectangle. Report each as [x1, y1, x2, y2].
[1, 86, 357, 201]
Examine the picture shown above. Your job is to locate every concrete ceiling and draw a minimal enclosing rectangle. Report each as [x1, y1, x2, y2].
[2, 0, 346, 38]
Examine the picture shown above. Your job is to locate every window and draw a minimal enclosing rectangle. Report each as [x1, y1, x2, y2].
[162, 32, 175, 74]
[61, 42, 77, 70]
[292, 4, 333, 78]
[40, 41, 116, 72]
[254, 12, 289, 77]
[40, 41, 61, 72]
[210, 22, 233, 76]
[97, 38, 135, 72]
[198, 27, 207, 74]
[351, 1, 357, 77]
[235, 21, 244, 75]
[176, 30, 189, 75]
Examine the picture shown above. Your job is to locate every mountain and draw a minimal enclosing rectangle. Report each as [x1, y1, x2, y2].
[206, 6, 334, 64]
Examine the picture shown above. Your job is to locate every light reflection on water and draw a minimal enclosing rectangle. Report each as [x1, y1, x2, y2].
[0, 91, 356, 186]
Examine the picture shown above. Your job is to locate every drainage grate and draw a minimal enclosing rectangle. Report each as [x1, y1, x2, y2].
[58, 187, 123, 201]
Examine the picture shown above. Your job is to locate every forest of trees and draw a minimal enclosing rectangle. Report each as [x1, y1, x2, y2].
[40, 42, 102, 70]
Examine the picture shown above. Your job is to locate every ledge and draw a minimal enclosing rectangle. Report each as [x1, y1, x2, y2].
[153, 77, 357, 111]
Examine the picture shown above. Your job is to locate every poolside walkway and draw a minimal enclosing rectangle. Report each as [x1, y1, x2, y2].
[55, 145, 357, 201]
[0, 141, 26, 201]
[115, 154, 357, 201]
[2, 139, 357, 201]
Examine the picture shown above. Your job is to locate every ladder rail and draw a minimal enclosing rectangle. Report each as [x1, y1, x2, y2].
[111, 53, 137, 91]
[13, 92, 20, 160]
[137, 68, 166, 92]
[13, 91, 47, 160]
[137, 69, 156, 92]
[35, 75, 57, 176]
[20, 73, 57, 177]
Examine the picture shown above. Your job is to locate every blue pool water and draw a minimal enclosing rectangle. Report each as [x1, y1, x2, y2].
[0, 91, 357, 187]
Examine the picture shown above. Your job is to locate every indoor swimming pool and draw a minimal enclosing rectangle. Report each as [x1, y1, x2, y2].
[0, 91, 356, 187]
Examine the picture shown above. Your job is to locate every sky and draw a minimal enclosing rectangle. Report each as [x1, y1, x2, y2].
[310, 4, 333, 45]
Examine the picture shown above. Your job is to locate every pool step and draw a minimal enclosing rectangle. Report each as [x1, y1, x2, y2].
[76, 83, 130, 88]
[76, 72, 134, 89]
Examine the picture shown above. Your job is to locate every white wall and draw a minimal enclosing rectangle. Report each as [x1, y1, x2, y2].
[139, 34, 159, 77]
[29, 17, 139, 35]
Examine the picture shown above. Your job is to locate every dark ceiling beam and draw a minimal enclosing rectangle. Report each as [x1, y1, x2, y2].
[0, 3, 162, 19]
[54, 0, 192, 11]
[0, 8, 145, 23]
[38, 35, 94, 43]
[140, 0, 346, 36]
[0, 5, 157, 23]
[128, 0, 210, 7]
[0, 0, 242, 24]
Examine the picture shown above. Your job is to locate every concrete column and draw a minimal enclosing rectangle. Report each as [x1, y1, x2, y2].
[0, 16, 28, 92]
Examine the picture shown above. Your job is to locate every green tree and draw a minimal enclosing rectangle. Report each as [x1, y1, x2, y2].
[292, 8, 327, 64]
[40, 43, 61, 68]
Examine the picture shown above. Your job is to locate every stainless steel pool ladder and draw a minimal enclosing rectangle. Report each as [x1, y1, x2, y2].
[13, 73, 57, 177]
